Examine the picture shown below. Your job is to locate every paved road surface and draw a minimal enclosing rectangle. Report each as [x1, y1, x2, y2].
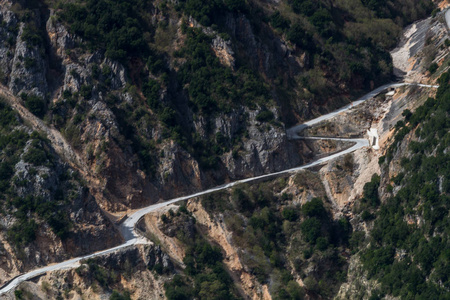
[0, 81, 439, 296]
[286, 82, 438, 138]
[119, 137, 369, 241]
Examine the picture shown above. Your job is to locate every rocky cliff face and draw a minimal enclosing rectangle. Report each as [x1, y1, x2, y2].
[129, 84, 441, 300]
[0, 4, 124, 286]
[0, 0, 430, 213]
[0, 125, 119, 286]
[0, 0, 311, 212]
[136, 169, 348, 299]
[0, 1, 47, 97]
[0, 0, 444, 299]
[2, 243, 172, 300]
[0, 5, 16, 85]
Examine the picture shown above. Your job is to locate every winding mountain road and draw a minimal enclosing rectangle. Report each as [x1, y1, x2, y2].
[0, 82, 439, 296]
[286, 82, 438, 138]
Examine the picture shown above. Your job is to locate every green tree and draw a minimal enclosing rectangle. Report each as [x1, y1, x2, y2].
[300, 217, 322, 243]
[302, 198, 326, 218]
[21, 94, 46, 118]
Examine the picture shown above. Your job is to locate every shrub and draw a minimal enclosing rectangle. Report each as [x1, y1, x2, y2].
[110, 290, 131, 300]
[429, 62, 438, 74]
[0, 100, 18, 127]
[21, 25, 43, 46]
[14, 290, 24, 300]
[301, 217, 322, 243]
[161, 214, 168, 223]
[431, 8, 440, 17]
[302, 198, 326, 218]
[343, 154, 354, 171]
[291, 0, 318, 16]
[87, 260, 117, 288]
[362, 246, 395, 277]
[63, 124, 81, 149]
[165, 275, 193, 300]
[91, 64, 100, 79]
[402, 109, 412, 122]
[24, 57, 36, 69]
[256, 110, 274, 122]
[47, 212, 72, 239]
[21, 94, 46, 118]
[7, 219, 37, 246]
[0, 162, 14, 181]
[80, 85, 92, 99]
[143, 79, 160, 109]
[361, 210, 374, 221]
[362, 174, 380, 206]
[270, 11, 290, 30]
[41, 281, 51, 294]
[282, 207, 298, 221]
[224, 0, 246, 12]
[309, 8, 333, 37]
[316, 237, 329, 251]
[153, 263, 164, 275]
[231, 188, 253, 212]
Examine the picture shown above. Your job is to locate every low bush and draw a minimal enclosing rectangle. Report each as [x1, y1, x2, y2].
[429, 62, 438, 74]
[21, 93, 46, 118]
[256, 110, 274, 122]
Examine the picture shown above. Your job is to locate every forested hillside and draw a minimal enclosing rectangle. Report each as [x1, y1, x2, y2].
[0, 0, 447, 299]
[0, 0, 434, 211]
[149, 73, 449, 299]
[358, 71, 450, 299]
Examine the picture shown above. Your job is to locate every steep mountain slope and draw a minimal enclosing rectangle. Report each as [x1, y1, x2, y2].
[0, 0, 435, 211]
[0, 98, 119, 285]
[135, 75, 447, 300]
[355, 72, 449, 299]
[0, 0, 448, 299]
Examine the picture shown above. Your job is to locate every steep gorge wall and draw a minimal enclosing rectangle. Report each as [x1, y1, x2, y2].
[0, 0, 311, 212]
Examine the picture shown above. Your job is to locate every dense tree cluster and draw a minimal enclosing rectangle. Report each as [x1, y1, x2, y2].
[59, 0, 148, 61]
[178, 28, 269, 114]
[361, 72, 450, 298]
